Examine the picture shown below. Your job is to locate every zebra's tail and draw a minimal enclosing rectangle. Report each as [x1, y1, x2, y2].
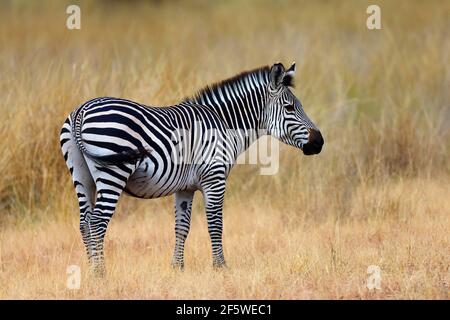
[70, 107, 151, 165]
[79, 147, 152, 165]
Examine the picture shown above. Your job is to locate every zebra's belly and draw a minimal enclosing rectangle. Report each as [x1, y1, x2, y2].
[124, 158, 197, 199]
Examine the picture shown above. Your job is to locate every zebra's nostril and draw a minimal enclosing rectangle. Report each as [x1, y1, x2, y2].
[308, 129, 324, 146]
[313, 137, 324, 148]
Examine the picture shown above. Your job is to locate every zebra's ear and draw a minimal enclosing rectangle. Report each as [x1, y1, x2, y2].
[282, 62, 296, 87]
[285, 62, 296, 77]
[269, 63, 286, 88]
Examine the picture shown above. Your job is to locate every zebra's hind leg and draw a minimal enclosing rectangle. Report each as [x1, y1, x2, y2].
[172, 190, 195, 270]
[60, 122, 96, 265]
[73, 168, 96, 264]
[84, 160, 135, 277]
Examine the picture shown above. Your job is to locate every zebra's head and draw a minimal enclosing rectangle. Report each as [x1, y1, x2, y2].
[265, 62, 324, 155]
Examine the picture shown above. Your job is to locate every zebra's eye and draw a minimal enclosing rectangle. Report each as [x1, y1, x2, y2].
[285, 102, 295, 112]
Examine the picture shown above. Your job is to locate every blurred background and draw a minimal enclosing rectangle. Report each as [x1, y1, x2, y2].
[0, 0, 448, 299]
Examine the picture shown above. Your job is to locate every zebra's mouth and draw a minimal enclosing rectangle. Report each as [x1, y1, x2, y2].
[302, 129, 324, 155]
[302, 145, 322, 155]
[302, 141, 323, 155]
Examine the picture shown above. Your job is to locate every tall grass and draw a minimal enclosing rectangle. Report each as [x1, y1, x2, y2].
[0, 0, 449, 299]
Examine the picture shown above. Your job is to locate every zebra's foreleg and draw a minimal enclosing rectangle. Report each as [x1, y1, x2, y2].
[172, 190, 195, 270]
[202, 179, 227, 268]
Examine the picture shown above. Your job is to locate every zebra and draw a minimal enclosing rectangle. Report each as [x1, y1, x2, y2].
[59, 62, 324, 276]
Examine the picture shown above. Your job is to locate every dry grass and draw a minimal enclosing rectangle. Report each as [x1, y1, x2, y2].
[0, 0, 449, 299]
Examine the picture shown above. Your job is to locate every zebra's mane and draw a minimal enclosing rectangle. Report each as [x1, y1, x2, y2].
[185, 66, 271, 104]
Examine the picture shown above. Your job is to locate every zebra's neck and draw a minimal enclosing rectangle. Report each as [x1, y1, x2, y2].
[185, 67, 270, 152]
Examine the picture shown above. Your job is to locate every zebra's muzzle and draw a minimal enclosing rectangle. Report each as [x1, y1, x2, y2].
[302, 129, 324, 155]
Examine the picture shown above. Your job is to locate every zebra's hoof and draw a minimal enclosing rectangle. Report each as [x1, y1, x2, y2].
[171, 262, 185, 271]
[89, 265, 106, 278]
[213, 261, 227, 270]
